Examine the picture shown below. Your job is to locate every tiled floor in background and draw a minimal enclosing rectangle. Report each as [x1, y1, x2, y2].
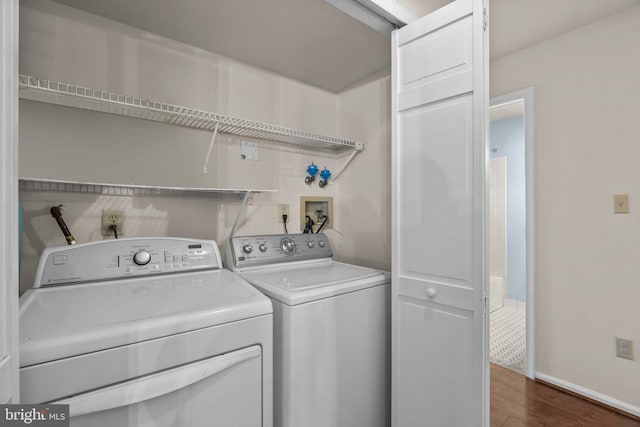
[490, 306, 526, 374]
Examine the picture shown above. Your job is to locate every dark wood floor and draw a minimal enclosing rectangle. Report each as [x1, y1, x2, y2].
[491, 364, 640, 426]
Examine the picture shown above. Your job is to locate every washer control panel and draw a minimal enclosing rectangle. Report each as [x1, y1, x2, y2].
[227, 233, 332, 270]
[34, 238, 221, 288]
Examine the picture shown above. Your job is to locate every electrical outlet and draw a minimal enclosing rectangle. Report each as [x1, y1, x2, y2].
[616, 337, 634, 360]
[277, 204, 290, 223]
[613, 194, 629, 214]
[102, 210, 125, 236]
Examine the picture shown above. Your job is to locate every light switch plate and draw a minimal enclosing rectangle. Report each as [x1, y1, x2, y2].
[613, 194, 629, 214]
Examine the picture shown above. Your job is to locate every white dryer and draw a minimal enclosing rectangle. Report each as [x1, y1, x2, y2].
[20, 238, 273, 427]
[225, 233, 390, 427]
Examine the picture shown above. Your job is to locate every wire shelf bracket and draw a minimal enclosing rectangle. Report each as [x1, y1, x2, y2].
[203, 122, 219, 174]
[332, 141, 365, 183]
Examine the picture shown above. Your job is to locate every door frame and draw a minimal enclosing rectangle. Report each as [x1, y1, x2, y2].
[0, 0, 20, 404]
[489, 87, 535, 379]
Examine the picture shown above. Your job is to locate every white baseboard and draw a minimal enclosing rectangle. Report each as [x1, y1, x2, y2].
[535, 371, 640, 418]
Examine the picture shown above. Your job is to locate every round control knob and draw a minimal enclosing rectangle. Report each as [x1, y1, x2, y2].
[133, 250, 151, 266]
[318, 240, 326, 248]
[280, 238, 296, 255]
[307, 241, 315, 248]
[242, 244, 253, 254]
[259, 244, 268, 252]
[426, 288, 437, 298]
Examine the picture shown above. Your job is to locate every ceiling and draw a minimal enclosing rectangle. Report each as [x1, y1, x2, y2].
[488, 0, 640, 60]
[50, 0, 640, 93]
[48, 0, 391, 93]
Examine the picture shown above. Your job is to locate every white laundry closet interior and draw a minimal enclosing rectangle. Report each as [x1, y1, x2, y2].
[18, 0, 392, 295]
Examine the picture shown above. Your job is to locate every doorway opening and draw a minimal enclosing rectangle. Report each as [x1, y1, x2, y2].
[488, 88, 535, 379]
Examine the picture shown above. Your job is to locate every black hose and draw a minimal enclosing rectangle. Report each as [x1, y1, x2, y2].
[316, 216, 328, 233]
[50, 205, 77, 245]
[303, 216, 314, 234]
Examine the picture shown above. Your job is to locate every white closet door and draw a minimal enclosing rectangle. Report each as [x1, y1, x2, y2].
[0, 0, 19, 405]
[391, 0, 488, 425]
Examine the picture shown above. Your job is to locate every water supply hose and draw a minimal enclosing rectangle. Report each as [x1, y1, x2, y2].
[303, 216, 315, 234]
[316, 216, 329, 233]
[50, 205, 77, 245]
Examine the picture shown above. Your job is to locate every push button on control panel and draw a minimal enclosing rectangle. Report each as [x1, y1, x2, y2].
[133, 250, 151, 266]
[280, 238, 296, 255]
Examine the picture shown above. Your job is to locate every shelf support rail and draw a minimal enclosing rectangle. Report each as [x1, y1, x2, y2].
[203, 122, 220, 174]
[229, 190, 252, 239]
[331, 142, 365, 183]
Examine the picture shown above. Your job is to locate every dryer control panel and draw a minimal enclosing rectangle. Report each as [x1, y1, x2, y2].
[34, 238, 221, 288]
[227, 233, 333, 270]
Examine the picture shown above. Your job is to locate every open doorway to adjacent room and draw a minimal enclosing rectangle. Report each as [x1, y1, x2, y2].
[488, 88, 535, 379]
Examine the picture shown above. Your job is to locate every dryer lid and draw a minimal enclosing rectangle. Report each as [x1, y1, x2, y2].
[19, 269, 272, 367]
[239, 261, 390, 305]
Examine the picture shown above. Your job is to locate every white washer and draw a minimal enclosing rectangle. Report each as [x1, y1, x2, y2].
[20, 237, 273, 427]
[225, 233, 390, 427]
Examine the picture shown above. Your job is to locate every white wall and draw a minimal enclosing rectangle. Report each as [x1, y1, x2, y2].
[489, 116, 526, 302]
[337, 76, 391, 271]
[491, 5, 640, 410]
[18, 0, 355, 292]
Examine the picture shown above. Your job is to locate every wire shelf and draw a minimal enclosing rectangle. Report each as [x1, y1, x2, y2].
[19, 178, 275, 201]
[18, 75, 361, 153]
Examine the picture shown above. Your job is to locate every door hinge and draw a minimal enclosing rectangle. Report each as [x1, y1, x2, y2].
[483, 7, 488, 32]
[483, 292, 488, 315]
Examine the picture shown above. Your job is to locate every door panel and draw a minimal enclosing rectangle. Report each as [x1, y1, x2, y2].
[397, 299, 474, 426]
[400, 96, 473, 284]
[391, 0, 488, 425]
[400, 16, 471, 87]
[396, 0, 472, 44]
[398, 16, 473, 111]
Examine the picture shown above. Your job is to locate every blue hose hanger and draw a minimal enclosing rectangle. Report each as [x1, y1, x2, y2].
[305, 163, 319, 184]
[319, 168, 331, 188]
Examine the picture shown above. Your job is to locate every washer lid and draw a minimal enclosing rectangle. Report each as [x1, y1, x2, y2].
[19, 269, 272, 367]
[239, 261, 390, 305]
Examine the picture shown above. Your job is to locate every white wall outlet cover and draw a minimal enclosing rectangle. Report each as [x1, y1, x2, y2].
[613, 194, 629, 214]
[101, 210, 125, 236]
[277, 204, 290, 222]
[615, 337, 633, 360]
[241, 141, 259, 161]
